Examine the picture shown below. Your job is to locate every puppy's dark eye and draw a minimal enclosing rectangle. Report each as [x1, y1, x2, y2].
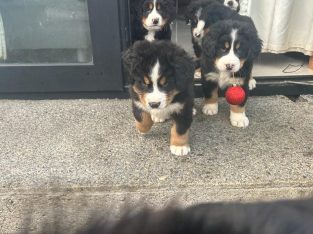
[158, 77, 168, 87]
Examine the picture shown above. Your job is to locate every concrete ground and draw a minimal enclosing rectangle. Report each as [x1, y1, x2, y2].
[0, 95, 313, 232]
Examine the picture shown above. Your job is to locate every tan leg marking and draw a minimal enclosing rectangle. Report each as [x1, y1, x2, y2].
[136, 111, 153, 134]
[203, 28, 210, 35]
[195, 67, 201, 73]
[194, 68, 201, 79]
[204, 87, 218, 104]
[202, 87, 218, 115]
[240, 59, 246, 69]
[230, 105, 245, 113]
[170, 124, 189, 147]
[166, 89, 179, 106]
[133, 85, 147, 106]
[230, 105, 249, 128]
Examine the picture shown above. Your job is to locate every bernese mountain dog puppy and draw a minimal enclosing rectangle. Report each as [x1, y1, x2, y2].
[130, 0, 176, 42]
[122, 40, 194, 156]
[31, 198, 313, 233]
[201, 19, 262, 128]
[185, 0, 240, 78]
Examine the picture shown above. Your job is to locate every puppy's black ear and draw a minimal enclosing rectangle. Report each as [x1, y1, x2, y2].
[201, 31, 217, 61]
[122, 41, 145, 84]
[185, 1, 198, 24]
[122, 47, 138, 84]
[162, 0, 176, 22]
[249, 36, 262, 60]
[245, 23, 263, 60]
[167, 44, 194, 91]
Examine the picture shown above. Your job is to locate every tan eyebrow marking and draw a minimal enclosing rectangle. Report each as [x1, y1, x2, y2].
[148, 2, 153, 10]
[159, 77, 167, 86]
[144, 76, 151, 85]
[156, 3, 161, 10]
[236, 42, 240, 49]
[225, 42, 230, 49]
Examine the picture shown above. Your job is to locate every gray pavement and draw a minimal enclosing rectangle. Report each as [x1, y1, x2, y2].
[0, 95, 313, 232]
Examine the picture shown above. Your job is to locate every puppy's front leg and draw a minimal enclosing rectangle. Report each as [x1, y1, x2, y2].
[230, 66, 252, 128]
[230, 104, 249, 128]
[133, 102, 153, 134]
[170, 106, 192, 156]
[202, 80, 219, 116]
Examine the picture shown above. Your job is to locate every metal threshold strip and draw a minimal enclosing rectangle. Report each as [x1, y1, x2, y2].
[194, 75, 313, 97]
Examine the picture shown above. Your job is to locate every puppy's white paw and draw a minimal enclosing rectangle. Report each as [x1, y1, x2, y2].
[249, 78, 257, 90]
[151, 115, 166, 123]
[202, 103, 218, 116]
[170, 145, 191, 156]
[230, 111, 249, 128]
[194, 70, 201, 79]
[193, 108, 197, 116]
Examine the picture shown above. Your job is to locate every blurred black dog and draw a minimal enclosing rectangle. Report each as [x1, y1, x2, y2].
[31, 198, 313, 233]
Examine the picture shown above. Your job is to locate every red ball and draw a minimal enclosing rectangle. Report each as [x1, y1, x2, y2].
[225, 86, 246, 105]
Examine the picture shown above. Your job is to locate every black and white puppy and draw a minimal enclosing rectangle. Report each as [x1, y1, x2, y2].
[123, 41, 194, 156]
[201, 20, 262, 128]
[185, 0, 240, 78]
[186, 0, 240, 46]
[130, 0, 176, 42]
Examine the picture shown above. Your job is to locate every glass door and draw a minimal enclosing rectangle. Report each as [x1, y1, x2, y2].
[0, 0, 125, 94]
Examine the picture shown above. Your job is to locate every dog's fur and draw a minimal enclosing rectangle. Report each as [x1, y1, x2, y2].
[185, 0, 241, 60]
[201, 19, 262, 127]
[130, 0, 176, 42]
[31, 198, 313, 233]
[122, 40, 194, 156]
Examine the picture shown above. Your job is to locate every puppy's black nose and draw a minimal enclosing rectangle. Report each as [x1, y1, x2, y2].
[228, 1, 234, 6]
[149, 102, 161, 109]
[226, 64, 234, 71]
[152, 18, 159, 25]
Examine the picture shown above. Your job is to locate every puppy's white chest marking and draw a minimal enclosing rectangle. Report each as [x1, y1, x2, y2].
[134, 101, 184, 123]
[204, 71, 231, 87]
[218, 71, 232, 88]
[219, 72, 244, 88]
[150, 103, 184, 122]
[145, 31, 156, 41]
[205, 72, 244, 88]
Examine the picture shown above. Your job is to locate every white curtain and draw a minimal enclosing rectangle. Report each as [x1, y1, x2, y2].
[248, 0, 313, 56]
[0, 12, 7, 60]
